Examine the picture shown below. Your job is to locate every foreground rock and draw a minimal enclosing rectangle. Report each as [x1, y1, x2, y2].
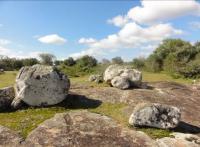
[157, 132, 200, 147]
[24, 111, 157, 147]
[12, 64, 70, 108]
[0, 125, 22, 146]
[129, 103, 181, 129]
[88, 74, 103, 83]
[104, 64, 142, 89]
[0, 87, 15, 111]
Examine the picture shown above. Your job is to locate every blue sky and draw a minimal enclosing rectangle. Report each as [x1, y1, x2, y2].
[0, 0, 200, 61]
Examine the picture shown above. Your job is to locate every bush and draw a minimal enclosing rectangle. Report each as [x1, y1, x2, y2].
[63, 57, 76, 66]
[132, 57, 145, 69]
[112, 57, 124, 64]
[39, 53, 55, 65]
[76, 55, 97, 68]
[145, 54, 162, 72]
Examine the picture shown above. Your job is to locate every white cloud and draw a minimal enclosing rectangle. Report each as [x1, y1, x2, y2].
[0, 39, 11, 45]
[190, 21, 200, 29]
[127, 0, 200, 24]
[78, 38, 96, 44]
[108, 0, 200, 25]
[0, 46, 41, 59]
[70, 23, 182, 59]
[107, 15, 129, 27]
[38, 34, 67, 45]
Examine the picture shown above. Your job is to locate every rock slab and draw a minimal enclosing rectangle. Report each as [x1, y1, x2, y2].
[129, 103, 181, 129]
[24, 111, 157, 147]
[12, 64, 70, 107]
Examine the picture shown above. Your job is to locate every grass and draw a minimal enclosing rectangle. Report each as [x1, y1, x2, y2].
[143, 71, 193, 84]
[0, 71, 179, 139]
[0, 71, 17, 88]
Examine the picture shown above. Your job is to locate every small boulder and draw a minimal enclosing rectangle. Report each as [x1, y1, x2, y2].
[104, 64, 142, 89]
[129, 103, 181, 129]
[0, 87, 15, 111]
[12, 64, 70, 107]
[88, 74, 103, 83]
[111, 76, 130, 90]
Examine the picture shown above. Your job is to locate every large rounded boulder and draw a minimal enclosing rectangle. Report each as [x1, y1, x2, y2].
[104, 64, 142, 89]
[129, 103, 181, 129]
[12, 64, 70, 107]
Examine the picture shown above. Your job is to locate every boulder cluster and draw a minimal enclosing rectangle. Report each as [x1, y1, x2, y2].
[104, 64, 142, 89]
[0, 64, 198, 147]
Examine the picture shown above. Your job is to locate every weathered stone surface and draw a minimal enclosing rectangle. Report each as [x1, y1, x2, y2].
[156, 133, 200, 147]
[89, 74, 103, 83]
[12, 64, 70, 107]
[104, 64, 142, 89]
[0, 125, 22, 147]
[0, 87, 15, 111]
[24, 111, 157, 147]
[129, 103, 181, 129]
[111, 76, 130, 90]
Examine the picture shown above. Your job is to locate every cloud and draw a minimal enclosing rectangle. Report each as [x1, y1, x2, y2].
[38, 34, 67, 45]
[190, 21, 200, 29]
[0, 39, 11, 45]
[109, 0, 200, 26]
[0, 46, 41, 59]
[70, 23, 182, 59]
[78, 38, 96, 44]
[107, 15, 129, 27]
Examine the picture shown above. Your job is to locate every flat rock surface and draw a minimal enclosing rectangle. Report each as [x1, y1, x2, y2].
[23, 110, 157, 147]
[0, 125, 22, 147]
[71, 81, 200, 133]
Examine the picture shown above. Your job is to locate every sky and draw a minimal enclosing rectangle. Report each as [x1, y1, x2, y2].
[0, 0, 200, 61]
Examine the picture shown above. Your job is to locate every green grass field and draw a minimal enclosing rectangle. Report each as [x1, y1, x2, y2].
[0, 70, 189, 139]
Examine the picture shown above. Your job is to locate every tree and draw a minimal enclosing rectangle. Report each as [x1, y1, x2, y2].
[39, 53, 56, 65]
[76, 55, 97, 68]
[145, 54, 163, 72]
[22, 58, 39, 66]
[101, 58, 110, 64]
[64, 57, 76, 66]
[111, 57, 123, 64]
[132, 57, 146, 69]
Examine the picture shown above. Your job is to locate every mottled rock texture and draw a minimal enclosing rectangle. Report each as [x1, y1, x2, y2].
[12, 64, 70, 107]
[129, 103, 181, 129]
[104, 64, 142, 89]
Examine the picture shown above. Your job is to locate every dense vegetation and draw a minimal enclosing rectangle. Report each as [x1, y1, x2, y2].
[1, 38, 200, 79]
[133, 39, 200, 78]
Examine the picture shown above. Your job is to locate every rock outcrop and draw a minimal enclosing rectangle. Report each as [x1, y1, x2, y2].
[104, 64, 142, 89]
[0, 125, 22, 146]
[24, 111, 157, 147]
[12, 64, 70, 108]
[156, 133, 200, 147]
[129, 103, 181, 129]
[0, 87, 15, 111]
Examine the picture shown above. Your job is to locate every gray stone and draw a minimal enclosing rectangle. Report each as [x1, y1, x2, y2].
[0, 87, 15, 111]
[89, 74, 103, 83]
[156, 133, 200, 147]
[111, 76, 130, 90]
[12, 64, 70, 107]
[129, 103, 181, 129]
[24, 111, 158, 147]
[0, 125, 22, 147]
[104, 64, 142, 89]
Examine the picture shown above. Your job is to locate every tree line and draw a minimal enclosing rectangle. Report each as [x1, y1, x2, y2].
[1, 38, 200, 78]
